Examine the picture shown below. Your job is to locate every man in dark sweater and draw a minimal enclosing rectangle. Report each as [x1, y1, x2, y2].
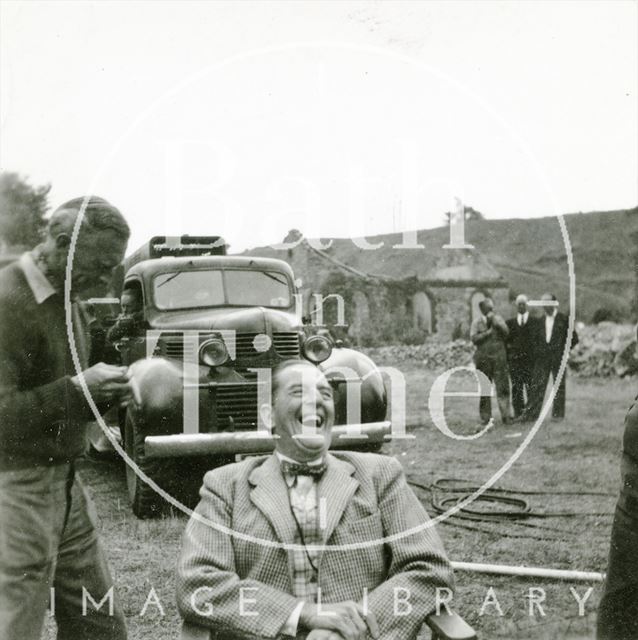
[0, 197, 131, 639]
[470, 297, 510, 425]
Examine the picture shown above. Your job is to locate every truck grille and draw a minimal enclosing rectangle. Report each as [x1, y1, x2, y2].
[213, 382, 259, 430]
[272, 332, 302, 357]
[160, 331, 300, 361]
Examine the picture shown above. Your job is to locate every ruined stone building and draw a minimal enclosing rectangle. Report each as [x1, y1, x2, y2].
[247, 231, 510, 346]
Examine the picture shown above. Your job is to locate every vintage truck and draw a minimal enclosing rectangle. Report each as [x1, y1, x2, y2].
[92, 236, 389, 518]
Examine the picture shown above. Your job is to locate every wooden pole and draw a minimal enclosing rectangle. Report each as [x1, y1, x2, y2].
[452, 561, 604, 582]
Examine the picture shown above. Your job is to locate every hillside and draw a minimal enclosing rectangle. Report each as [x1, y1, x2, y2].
[462, 208, 638, 321]
[244, 207, 638, 322]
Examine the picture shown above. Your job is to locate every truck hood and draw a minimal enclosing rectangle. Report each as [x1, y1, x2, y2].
[147, 306, 301, 333]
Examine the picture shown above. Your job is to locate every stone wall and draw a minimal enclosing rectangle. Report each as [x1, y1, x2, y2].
[279, 240, 510, 346]
[302, 269, 510, 346]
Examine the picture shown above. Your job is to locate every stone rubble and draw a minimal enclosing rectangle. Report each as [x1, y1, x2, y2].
[361, 322, 638, 378]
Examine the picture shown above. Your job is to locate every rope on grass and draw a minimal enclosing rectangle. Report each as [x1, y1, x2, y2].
[408, 477, 616, 521]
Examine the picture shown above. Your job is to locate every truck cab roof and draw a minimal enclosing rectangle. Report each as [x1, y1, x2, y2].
[125, 255, 295, 281]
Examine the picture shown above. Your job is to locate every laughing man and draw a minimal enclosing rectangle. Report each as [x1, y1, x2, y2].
[177, 359, 453, 640]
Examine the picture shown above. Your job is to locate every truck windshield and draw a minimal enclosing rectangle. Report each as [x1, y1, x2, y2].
[153, 269, 291, 310]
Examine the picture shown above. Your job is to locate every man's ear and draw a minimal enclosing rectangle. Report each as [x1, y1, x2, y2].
[259, 403, 273, 433]
[54, 233, 72, 249]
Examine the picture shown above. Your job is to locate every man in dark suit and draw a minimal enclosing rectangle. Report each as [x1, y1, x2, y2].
[521, 293, 578, 421]
[177, 359, 454, 640]
[505, 294, 537, 418]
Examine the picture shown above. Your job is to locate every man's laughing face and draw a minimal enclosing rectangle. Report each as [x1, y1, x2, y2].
[264, 362, 335, 462]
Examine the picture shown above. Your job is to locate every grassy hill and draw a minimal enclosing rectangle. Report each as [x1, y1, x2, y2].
[245, 207, 638, 322]
[462, 207, 638, 321]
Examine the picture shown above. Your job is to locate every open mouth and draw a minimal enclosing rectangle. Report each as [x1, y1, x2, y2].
[297, 414, 325, 430]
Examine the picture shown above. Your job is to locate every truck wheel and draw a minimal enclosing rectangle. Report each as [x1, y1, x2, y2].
[124, 409, 166, 518]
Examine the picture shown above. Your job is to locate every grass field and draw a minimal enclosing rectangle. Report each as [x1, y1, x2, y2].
[44, 370, 636, 640]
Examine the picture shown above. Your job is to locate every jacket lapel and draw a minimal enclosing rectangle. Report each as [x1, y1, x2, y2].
[248, 455, 297, 545]
[318, 453, 359, 543]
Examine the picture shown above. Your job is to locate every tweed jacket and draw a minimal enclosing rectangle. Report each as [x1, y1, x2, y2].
[177, 451, 453, 640]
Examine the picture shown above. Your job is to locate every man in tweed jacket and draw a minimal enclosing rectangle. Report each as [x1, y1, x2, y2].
[177, 360, 453, 640]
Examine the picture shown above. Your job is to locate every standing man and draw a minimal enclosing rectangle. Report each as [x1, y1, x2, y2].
[177, 359, 454, 640]
[521, 293, 579, 422]
[470, 298, 511, 425]
[0, 197, 131, 640]
[506, 294, 537, 418]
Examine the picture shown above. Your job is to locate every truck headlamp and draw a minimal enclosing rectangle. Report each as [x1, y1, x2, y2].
[199, 338, 229, 367]
[302, 335, 333, 364]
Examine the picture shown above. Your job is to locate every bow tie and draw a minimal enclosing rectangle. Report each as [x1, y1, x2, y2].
[280, 460, 327, 478]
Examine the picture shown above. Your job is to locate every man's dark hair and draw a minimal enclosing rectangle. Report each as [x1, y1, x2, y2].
[48, 196, 130, 241]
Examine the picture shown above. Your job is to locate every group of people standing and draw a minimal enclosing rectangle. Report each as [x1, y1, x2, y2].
[470, 292, 579, 426]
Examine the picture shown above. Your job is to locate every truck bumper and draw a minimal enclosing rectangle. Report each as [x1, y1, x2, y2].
[144, 421, 391, 459]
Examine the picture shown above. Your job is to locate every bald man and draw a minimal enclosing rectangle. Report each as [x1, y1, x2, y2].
[470, 298, 510, 425]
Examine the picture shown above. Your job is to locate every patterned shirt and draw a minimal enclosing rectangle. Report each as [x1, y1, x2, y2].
[288, 473, 321, 602]
[276, 453, 325, 637]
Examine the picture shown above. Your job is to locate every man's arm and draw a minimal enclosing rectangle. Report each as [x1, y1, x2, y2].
[176, 469, 301, 640]
[0, 304, 132, 455]
[0, 306, 89, 451]
[504, 318, 515, 349]
[568, 316, 579, 349]
[470, 318, 491, 345]
[491, 313, 509, 338]
[365, 457, 454, 639]
[105, 313, 140, 343]
[105, 318, 127, 344]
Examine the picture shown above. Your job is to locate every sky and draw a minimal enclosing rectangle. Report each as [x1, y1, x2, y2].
[0, 1, 636, 253]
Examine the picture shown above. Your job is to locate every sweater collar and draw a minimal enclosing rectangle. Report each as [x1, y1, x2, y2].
[19, 252, 56, 304]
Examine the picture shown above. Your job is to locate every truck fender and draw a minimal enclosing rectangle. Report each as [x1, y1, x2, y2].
[318, 347, 387, 424]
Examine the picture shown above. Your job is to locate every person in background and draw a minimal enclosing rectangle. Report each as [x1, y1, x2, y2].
[470, 298, 511, 425]
[505, 294, 537, 419]
[519, 293, 578, 422]
[0, 196, 131, 640]
[177, 359, 454, 640]
[106, 286, 145, 343]
[597, 361, 638, 639]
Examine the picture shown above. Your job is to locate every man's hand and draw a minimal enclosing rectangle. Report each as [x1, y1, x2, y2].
[71, 363, 132, 404]
[116, 316, 136, 334]
[300, 601, 379, 640]
[306, 630, 345, 640]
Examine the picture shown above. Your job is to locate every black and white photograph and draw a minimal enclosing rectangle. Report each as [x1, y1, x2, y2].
[0, 2, 637, 639]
